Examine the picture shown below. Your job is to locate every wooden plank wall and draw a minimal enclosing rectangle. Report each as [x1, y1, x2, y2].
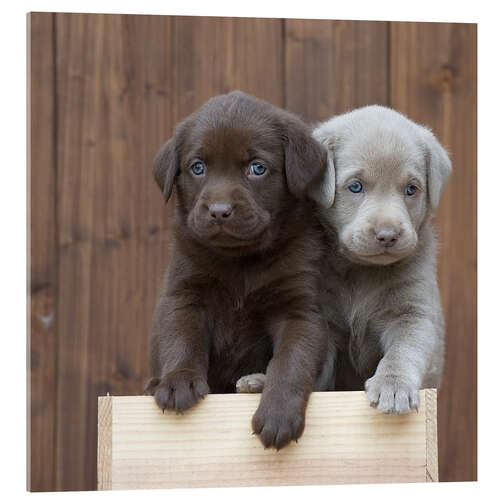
[28, 12, 58, 492]
[28, 13, 477, 491]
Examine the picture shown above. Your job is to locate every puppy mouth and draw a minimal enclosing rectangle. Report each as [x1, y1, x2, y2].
[188, 219, 271, 250]
[341, 245, 416, 265]
[354, 252, 405, 265]
[209, 227, 267, 248]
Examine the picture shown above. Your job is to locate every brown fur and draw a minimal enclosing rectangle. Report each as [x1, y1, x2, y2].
[145, 91, 329, 449]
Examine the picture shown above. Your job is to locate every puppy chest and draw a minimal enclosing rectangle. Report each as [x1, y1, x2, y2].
[323, 279, 383, 351]
[203, 289, 271, 354]
[206, 306, 272, 392]
[210, 306, 270, 353]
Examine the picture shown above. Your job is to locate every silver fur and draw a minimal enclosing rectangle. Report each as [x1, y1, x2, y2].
[311, 105, 451, 413]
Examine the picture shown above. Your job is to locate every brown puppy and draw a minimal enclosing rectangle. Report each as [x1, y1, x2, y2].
[145, 91, 330, 450]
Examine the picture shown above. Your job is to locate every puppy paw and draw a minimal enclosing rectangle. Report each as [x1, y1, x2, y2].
[144, 376, 161, 394]
[236, 373, 266, 393]
[252, 393, 306, 450]
[365, 374, 420, 414]
[146, 369, 209, 414]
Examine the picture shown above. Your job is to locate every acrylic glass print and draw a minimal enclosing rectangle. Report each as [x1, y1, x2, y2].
[28, 12, 476, 492]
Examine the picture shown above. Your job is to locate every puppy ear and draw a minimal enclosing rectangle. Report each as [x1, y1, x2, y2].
[421, 128, 452, 210]
[281, 114, 327, 199]
[307, 129, 336, 208]
[153, 137, 178, 201]
[153, 118, 191, 201]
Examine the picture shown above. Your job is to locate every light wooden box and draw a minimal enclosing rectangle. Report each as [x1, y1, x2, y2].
[97, 389, 438, 490]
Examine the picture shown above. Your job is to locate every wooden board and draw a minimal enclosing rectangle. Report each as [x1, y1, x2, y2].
[27, 12, 58, 492]
[390, 22, 477, 482]
[97, 389, 438, 490]
[172, 16, 284, 116]
[284, 19, 389, 121]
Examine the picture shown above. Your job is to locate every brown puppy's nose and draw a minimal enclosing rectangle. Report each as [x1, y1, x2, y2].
[209, 203, 233, 222]
[375, 228, 400, 248]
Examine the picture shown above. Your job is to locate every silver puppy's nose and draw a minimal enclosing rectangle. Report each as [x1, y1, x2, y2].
[209, 203, 233, 222]
[375, 228, 400, 248]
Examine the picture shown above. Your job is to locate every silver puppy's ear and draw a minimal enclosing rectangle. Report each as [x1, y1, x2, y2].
[307, 130, 336, 208]
[421, 128, 452, 210]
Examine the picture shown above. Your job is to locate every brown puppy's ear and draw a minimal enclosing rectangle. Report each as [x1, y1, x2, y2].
[153, 137, 178, 201]
[307, 128, 336, 208]
[420, 127, 452, 210]
[153, 119, 191, 201]
[280, 114, 327, 200]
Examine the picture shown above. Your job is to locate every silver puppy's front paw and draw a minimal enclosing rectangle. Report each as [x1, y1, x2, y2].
[236, 373, 266, 393]
[365, 374, 420, 414]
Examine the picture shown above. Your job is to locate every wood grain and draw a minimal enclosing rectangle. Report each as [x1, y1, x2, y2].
[27, 12, 58, 492]
[172, 15, 284, 121]
[390, 22, 477, 482]
[53, 13, 175, 490]
[284, 19, 389, 121]
[426, 389, 438, 482]
[98, 390, 435, 490]
[97, 397, 112, 490]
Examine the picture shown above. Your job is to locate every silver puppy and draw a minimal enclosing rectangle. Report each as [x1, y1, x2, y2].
[308, 105, 451, 413]
[237, 105, 451, 415]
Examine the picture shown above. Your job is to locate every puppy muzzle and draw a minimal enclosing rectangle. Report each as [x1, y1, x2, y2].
[340, 224, 418, 265]
[188, 188, 271, 249]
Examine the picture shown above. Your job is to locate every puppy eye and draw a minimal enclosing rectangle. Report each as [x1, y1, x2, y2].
[348, 181, 363, 193]
[405, 184, 418, 196]
[249, 161, 267, 176]
[191, 161, 206, 176]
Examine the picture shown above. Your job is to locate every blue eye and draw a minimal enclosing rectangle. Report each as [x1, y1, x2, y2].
[348, 181, 363, 193]
[250, 161, 267, 176]
[191, 161, 205, 176]
[405, 184, 418, 196]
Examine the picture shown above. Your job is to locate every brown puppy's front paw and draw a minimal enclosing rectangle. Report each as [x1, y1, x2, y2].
[147, 369, 209, 414]
[251, 394, 306, 450]
[144, 377, 161, 394]
[236, 373, 266, 393]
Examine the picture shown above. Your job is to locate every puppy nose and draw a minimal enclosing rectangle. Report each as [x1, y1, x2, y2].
[209, 203, 233, 221]
[375, 228, 400, 248]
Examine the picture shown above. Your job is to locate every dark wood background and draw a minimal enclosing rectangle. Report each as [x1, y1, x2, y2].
[28, 13, 477, 491]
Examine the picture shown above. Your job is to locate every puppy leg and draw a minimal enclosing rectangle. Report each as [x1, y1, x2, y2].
[149, 293, 209, 414]
[236, 373, 266, 393]
[252, 314, 326, 450]
[236, 337, 336, 394]
[314, 336, 338, 391]
[236, 342, 336, 395]
[365, 317, 436, 414]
